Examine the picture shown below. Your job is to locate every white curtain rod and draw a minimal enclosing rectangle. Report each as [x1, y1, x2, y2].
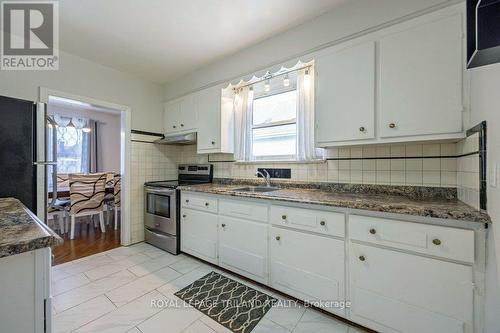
[233, 63, 312, 90]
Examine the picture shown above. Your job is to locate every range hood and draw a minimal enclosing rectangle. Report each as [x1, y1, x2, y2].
[155, 132, 197, 145]
[467, 0, 500, 68]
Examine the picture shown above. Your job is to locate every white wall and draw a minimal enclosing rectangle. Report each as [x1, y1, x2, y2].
[164, 0, 461, 100]
[0, 51, 164, 133]
[469, 63, 500, 333]
[48, 105, 121, 173]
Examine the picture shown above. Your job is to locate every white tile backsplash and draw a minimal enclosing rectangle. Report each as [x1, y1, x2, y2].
[128, 140, 482, 243]
[456, 134, 481, 210]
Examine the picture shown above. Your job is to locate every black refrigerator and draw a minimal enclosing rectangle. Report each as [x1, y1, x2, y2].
[0, 95, 40, 213]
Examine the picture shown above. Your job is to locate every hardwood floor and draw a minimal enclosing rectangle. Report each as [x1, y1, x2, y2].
[52, 218, 121, 266]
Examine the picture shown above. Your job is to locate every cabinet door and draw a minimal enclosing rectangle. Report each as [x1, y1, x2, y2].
[164, 100, 180, 134]
[218, 216, 268, 284]
[196, 86, 221, 151]
[181, 208, 218, 264]
[350, 243, 473, 333]
[316, 41, 375, 144]
[270, 227, 345, 315]
[379, 14, 463, 138]
[178, 95, 197, 131]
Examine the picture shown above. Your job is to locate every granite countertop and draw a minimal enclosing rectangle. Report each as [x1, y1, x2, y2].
[0, 198, 62, 259]
[178, 181, 491, 225]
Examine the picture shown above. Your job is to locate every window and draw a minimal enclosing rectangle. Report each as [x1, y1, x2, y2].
[47, 124, 90, 190]
[234, 65, 320, 162]
[251, 74, 297, 160]
[49, 126, 89, 173]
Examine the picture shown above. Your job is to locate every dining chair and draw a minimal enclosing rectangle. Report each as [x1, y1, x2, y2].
[68, 173, 107, 239]
[56, 173, 70, 193]
[104, 172, 115, 227]
[48, 173, 71, 234]
[113, 174, 121, 230]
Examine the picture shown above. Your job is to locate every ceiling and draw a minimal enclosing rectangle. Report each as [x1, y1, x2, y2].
[59, 0, 347, 83]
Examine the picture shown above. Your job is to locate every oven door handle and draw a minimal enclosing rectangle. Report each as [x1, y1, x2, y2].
[145, 187, 176, 195]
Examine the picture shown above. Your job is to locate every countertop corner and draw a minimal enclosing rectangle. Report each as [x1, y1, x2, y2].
[0, 197, 62, 259]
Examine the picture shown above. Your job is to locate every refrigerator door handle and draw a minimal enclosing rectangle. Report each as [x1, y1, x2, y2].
[33, 161, 57, 166]
[35, 102, 48, 221]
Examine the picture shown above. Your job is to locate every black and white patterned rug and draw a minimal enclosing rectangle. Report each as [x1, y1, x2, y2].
[174, 271, 277, 333]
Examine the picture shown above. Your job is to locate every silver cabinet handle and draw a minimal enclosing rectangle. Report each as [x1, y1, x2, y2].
[275, 236, 281, 241]
[359, 126, 365, 132]
[369, 228, 376, 235]
[320, 221, 326, 226]
[221, 224, 226, 227]
[389, 123, 396, 129]
[432, 239, 441, 245]
[359, 255, 366, 262]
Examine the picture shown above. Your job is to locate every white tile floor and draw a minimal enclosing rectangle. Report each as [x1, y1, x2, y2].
[52, 243, 364, 333]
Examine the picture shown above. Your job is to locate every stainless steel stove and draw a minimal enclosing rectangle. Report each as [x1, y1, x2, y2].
[143, 164, 213, 254]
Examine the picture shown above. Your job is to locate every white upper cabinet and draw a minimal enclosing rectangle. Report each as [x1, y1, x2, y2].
[195, 86, 234, 153]
[316, 40, 375, 144]
[195, 86, 234, 154]
[379, 13, 463, 138]
[314, 4, 465, 147]
[164, 99, 180, 134]
[178, 95, 197, 132]
[164, 94, 197, 135]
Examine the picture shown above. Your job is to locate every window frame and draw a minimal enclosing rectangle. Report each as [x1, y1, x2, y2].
[250, 86, 298, 161]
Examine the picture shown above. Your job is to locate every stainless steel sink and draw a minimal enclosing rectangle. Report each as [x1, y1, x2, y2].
[232, 186, 280, 193]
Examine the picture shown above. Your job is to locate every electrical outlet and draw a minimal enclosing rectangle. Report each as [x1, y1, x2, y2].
[490, 162, 498, 188]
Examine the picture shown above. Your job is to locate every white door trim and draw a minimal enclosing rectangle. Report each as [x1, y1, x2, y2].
[38, 87, 132, 246]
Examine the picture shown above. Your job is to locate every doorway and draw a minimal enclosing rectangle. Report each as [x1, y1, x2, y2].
[39, 88, 131, 265]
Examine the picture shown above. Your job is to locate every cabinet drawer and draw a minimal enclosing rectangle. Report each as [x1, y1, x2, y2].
[270, 205, 345, 237]
[219, 199, 268, 222]
[349, 215, 474, 263]
[182, 193, 218, 213]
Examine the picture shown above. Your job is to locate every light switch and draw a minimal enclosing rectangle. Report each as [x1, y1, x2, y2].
[491, 162, 498, 188]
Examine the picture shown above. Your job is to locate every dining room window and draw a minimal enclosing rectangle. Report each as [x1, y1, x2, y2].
[47, 114, 98, 177]
[48, 125, 89, 174]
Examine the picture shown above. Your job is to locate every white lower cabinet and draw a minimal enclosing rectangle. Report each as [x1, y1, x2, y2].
[180, 192, 481, 333]
[181, 208, 218, 264]
[219, 216, 268, 284]
[0, 248, 52, 333]
[349, 243, 473, 333]
[270, 226, 345, 316]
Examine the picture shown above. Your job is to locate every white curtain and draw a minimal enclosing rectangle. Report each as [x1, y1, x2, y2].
[233, 86, 254, 161]
[296, 67, 324, 161]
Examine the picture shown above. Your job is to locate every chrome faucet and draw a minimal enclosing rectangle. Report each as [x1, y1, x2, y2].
[255, 169, 271, 187]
